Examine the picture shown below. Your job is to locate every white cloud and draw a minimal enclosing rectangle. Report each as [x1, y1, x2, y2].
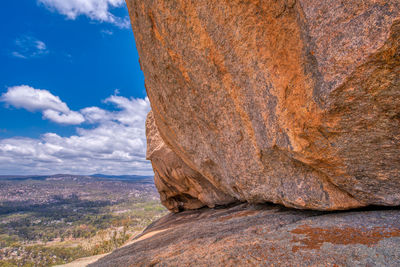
[43, 109, 85, 124]
[0, 88, 152, 175]
[12, 36, 49, 59]
[35, 40, 47, 50]
[12, 52, 27, 59]
[80, 106, 112, 123]
[101, 29, 114, 36]
[1, 85, 85, 125]
[38, 0, 130, 28]
[104, 95, 150, 126]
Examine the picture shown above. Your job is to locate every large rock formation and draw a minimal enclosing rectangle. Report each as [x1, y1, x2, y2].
[92, 204, 400, 266]
[92, 1, 400, 265]
[146, 111, 235, 212]
[130, 0, 400, 211]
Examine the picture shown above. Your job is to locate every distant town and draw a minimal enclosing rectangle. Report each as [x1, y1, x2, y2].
[0, 174, 167, 266]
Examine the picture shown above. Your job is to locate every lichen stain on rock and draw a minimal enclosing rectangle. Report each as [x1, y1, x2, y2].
[291, 225, 400, 253]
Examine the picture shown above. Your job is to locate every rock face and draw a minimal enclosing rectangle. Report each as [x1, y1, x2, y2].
[92, 204, 400, 266]
[95, 2, 400, 265]
[129, 0, 400, 211]
[146, 111, 235, 212]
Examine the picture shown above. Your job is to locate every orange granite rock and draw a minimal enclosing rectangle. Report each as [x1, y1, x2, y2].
[146, 111, 235, 212]
[128, 0, 400, 211]
[92, 204, 400, 266]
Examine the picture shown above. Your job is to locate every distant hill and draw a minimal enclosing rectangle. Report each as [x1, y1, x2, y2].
[90, 174, 154, 183]
[0, 174, 154, 183]
[0, 175, 50, 181]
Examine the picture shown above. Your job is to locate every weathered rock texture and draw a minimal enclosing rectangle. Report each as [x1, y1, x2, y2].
[146, 111, 235, 212]
[129, 0, 400, 211]
[92, 204, 400, 266]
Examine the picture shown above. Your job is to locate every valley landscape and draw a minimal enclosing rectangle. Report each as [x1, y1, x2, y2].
[0, 175, 166, 266]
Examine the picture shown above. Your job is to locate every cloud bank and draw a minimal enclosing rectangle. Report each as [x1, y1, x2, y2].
[0, 85, 152, 175]
[38, 0, 130, 28]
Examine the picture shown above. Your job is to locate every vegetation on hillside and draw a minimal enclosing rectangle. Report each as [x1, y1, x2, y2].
[0, 175, 167, 267]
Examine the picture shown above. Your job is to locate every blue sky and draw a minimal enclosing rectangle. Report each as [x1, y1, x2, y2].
[0, 0, 152, 175]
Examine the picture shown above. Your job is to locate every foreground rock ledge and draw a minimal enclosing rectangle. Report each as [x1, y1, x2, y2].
[92, 204, 400, 266]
